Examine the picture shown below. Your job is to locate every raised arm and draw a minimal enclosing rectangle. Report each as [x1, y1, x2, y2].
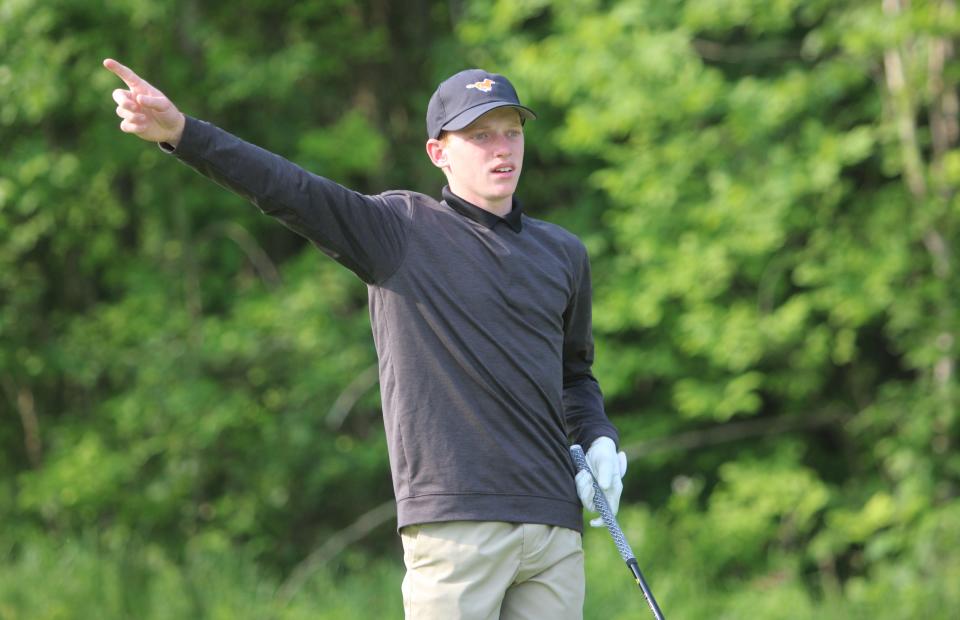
[104, 58, 186, 146]
[102, 59, 410, 284]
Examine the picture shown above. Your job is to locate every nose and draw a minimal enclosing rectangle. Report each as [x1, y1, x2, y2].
[493, 133, 512, 157]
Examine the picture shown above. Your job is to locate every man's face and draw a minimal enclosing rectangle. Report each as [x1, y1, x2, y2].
[428, 107, 525, 213]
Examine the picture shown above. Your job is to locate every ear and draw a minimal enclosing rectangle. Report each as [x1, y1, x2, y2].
[425, 138, 448, 169]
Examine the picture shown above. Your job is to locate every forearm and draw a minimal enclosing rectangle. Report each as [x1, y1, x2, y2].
[164, 116, 360, 222]
[564, 373, 619, 449]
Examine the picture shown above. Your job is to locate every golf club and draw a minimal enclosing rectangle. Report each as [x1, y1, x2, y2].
[570, 444, 666, 620]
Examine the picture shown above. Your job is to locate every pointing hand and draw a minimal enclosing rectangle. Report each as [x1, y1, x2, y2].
[103, 58, 185, 146]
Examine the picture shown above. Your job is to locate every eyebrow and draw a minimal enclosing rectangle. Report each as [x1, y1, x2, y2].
[469, 120, 523, 131]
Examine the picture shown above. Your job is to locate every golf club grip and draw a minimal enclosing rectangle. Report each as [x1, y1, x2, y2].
[571, 444, 667, 620]
[569, 444, 635, 562]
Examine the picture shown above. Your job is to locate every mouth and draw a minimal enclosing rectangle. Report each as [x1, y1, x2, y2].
[491, 164, 516, 176]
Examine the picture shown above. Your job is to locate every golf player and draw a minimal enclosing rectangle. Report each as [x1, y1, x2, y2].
[104, 58, 627, 619]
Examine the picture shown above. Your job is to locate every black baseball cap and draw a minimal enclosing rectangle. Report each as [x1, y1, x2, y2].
[426, 69, 537, 139]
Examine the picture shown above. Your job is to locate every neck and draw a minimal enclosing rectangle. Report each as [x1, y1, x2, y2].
[447, 184, 513, 217]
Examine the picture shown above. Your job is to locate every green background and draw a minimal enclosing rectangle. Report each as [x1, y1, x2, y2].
[2, 0, 958, 617]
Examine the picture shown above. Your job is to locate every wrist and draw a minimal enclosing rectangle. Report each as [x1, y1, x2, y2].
[589, 436, 617, 452]
[166, 113, 186, 148]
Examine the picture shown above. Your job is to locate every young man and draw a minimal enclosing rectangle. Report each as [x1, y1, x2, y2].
[104, 58, 627, 619]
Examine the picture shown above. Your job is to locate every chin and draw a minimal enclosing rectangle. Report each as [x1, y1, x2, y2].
[489, 183, 519, 198]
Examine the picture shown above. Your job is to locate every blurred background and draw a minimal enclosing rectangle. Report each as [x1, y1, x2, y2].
[2, 0, 959, 617]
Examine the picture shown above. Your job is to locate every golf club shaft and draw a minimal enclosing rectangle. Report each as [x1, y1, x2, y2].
[570, 444, 665, 620]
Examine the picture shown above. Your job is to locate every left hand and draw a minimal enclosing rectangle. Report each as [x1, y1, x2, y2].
[575, 436, 627, 527]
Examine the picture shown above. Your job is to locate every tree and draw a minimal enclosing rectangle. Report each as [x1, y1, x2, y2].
[459, 0, 960, 614]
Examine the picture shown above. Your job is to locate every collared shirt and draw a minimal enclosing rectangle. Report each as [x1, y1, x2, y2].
[441, 185, 523, 233]
[167, 116, 619, 533]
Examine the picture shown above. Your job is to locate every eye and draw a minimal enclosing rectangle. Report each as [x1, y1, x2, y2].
[473, 132, 489, 141]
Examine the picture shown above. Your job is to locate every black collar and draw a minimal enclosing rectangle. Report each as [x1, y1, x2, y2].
[441, 186, 523, 233]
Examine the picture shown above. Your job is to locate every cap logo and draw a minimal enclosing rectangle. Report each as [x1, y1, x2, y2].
[466, 78, 496, 93]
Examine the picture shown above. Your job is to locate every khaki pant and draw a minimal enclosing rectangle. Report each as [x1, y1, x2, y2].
[400, 521, 584, 620]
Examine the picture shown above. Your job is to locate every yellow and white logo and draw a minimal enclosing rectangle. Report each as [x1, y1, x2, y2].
[466, 78, 496, 93]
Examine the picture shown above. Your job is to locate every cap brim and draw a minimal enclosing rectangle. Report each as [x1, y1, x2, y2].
[440, 101, 537, 134]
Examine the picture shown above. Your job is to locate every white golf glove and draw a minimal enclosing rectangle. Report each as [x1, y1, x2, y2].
[575, 436, 627, 527]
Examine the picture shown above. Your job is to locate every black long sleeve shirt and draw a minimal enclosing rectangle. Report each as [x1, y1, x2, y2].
[166, 116, 619, 532]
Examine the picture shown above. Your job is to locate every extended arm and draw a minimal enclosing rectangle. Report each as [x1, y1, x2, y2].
[103, 59, 409, 283]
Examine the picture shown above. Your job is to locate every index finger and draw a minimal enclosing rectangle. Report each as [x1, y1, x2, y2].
[103, 58, 142, 89]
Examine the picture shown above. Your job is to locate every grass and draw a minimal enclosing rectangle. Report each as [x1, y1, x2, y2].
[2, 506, 958, 619]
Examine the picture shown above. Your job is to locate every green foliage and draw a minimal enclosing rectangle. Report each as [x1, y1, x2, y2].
[0, 532, 404, 619]
[1, 0, 444, 569]
[582, 502, 960, 619]
[2, 0, 959, 616]
[462, 0, 960, 615]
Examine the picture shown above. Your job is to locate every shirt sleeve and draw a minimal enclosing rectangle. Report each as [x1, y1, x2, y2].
[562, 242, 620, 450]
[162, 116, 410, 285]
